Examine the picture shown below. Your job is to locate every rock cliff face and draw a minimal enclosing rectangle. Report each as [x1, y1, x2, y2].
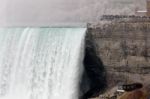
[80, 32, 107, 99]
[87, 21, 150, 91]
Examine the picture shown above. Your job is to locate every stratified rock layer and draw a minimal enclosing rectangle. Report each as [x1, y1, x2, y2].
[87, 21, 150, 90]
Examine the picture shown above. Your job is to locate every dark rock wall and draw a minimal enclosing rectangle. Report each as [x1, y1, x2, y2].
[87, 22, 150, 89]
[80, 32, 107, 99]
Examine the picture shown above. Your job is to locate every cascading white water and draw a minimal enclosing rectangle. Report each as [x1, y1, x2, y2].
[0, 28, 86, 99]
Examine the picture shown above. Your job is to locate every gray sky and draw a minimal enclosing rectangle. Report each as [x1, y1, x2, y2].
[0, 0, 146, 26]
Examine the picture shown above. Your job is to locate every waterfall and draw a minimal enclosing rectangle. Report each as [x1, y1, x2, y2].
[0, 28, 86, 99]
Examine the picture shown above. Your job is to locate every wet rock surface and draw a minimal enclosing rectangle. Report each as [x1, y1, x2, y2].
[80, 32, 107, 99]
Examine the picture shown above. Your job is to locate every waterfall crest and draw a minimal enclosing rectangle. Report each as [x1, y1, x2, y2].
[0, 28, 86, 99]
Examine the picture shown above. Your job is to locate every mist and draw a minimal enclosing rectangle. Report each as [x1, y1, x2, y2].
[0, 0, 146, 26]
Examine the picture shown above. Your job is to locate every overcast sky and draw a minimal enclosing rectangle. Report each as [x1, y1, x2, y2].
[0, 0, 146, 26]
